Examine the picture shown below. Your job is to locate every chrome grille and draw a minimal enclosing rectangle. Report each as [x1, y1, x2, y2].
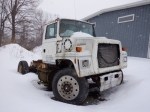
[97, 44, 120, 68]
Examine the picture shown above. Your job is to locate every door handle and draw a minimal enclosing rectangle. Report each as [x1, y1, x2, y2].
[43, 49, 46, 53]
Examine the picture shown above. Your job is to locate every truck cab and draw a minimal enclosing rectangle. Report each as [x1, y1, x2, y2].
[18, 18, 127, 105]
[42, 19, 95, 64]
[42, 18, 127, 77]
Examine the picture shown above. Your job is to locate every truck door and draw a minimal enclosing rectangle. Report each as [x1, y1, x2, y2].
[42, 22, 57, 64]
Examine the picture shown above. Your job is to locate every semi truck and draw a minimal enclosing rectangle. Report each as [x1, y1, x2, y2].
[18, 18, 127, 105]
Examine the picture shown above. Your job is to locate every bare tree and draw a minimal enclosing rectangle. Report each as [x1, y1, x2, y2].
[33, 10, 47, 45]
[0, 0, 9, 46]
[32, 10, 59, 46]
[7, 0, 39, 43]
[0, 0, 59, 49]
[16, 10, 51, 49]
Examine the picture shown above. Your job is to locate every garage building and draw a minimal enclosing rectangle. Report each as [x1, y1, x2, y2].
[82, 1, 150, 58]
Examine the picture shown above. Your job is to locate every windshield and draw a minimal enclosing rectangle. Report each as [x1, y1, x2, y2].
[59, 19, 95, 37]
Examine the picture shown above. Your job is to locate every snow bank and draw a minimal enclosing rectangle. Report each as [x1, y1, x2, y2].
[32, 46, 42, 57]
[0, 44, 41, 70]
[0, 44, 41, 60]
[71, 32, 93, 38]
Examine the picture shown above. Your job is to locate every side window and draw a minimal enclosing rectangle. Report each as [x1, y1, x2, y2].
[45, 23, 57, 39]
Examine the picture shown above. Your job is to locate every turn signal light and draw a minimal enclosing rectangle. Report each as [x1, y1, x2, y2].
[122, 47, 127, 51]
[76, 46, 82, 52]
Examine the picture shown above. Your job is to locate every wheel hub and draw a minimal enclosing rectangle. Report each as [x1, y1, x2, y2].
[64, 84, 70, 92]
[57, 76, 79, 100]
[61, 81, 73, 94]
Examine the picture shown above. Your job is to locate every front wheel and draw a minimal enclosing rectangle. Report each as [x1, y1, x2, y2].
[52, 68, 89, 105]
[120, 70, 124, 85]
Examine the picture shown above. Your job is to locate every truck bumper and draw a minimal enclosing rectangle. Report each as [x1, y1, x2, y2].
[99, 71, 123, 92]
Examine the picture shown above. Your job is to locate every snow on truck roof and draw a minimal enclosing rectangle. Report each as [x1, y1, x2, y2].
[71, 32, 94, 38]
[82, 1, 150, 21]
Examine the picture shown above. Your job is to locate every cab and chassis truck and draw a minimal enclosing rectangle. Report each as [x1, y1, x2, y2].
[18, 18, 127, 105]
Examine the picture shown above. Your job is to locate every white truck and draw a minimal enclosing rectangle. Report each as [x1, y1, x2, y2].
[18, 18, 127, 105]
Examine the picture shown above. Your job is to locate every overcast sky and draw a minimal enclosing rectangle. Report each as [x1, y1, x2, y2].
[38, 0, 142, 20]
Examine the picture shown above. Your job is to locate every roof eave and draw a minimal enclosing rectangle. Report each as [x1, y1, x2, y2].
[82, 1, 150, 21]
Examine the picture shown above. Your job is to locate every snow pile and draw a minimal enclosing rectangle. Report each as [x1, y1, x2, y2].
[32, 46, 42, 57]
[0, 44, 150, 112]
[0, 44, 41, 60]
[0, 44, 41, 70]
[71, 32, 93, 38]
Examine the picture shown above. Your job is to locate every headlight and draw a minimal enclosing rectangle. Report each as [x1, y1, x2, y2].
[81, 60, 90, 68]
[123, 56, 127, 62]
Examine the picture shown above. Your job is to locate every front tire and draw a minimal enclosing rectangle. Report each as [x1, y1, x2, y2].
[52, 68, 89, 105]
[120, 70, 124, 84]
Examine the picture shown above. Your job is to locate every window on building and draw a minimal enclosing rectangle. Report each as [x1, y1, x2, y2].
[118, 14, 134, 23]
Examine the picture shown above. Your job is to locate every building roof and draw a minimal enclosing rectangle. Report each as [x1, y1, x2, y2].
[82, 1, 150, 21]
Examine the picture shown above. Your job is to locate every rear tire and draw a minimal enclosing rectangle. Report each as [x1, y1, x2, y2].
[52, 68, 89, 105]
[18, 61, 29, 74]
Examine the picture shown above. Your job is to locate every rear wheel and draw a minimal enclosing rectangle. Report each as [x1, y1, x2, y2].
[18, 61, 29, 74]
[52, 68, 89, 105]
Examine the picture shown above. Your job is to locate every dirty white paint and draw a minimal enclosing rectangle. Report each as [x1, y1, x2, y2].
[42, 18, 127, 78]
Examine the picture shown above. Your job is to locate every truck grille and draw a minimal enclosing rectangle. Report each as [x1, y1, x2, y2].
[97, 44, 120, 68]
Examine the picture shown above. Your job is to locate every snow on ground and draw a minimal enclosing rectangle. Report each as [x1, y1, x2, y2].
[0, 44, 150, 112]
